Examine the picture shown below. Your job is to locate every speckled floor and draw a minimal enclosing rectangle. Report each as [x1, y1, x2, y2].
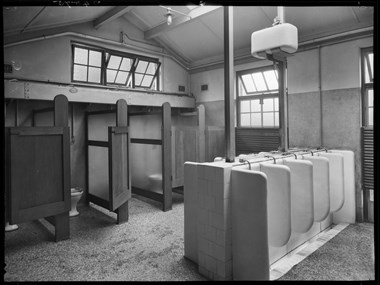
[4, 193, 375, 282]
[4, 193, 206, 282]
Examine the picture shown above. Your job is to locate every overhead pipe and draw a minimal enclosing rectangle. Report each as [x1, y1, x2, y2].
[20, 7, 46, 34]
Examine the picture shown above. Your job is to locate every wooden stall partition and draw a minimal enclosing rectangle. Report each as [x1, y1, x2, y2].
[206, 126, 225, 162]
[5, 94, 70, 241]
[130, 102, 173, 212]
[85, 99, 130, 223]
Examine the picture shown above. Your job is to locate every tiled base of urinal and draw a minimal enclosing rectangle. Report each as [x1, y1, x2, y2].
[269, 223, 349, 280]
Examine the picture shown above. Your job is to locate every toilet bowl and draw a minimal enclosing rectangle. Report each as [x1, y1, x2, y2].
[70, 187, 83, 217]
[148, 174, 162, 192]
[5, 222, 18, 232]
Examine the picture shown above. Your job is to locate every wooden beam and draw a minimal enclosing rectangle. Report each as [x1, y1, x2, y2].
[4, 80, 195, 108]
[145, 6, 221, 40]
[224, 6, 235, 163]
[93, 6, 132, 29]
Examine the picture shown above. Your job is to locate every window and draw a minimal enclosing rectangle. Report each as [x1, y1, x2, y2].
[73, 46, 102, 84]
[237, 66, 279, 128]
[72, 44, 160, 90]
[362, 48, 374, 127]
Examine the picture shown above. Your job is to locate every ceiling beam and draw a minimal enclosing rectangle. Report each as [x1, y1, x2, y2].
[93, 6, 133, 29]
[145, 6, 221, 40]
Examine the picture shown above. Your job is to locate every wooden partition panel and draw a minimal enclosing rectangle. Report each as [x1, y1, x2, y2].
[5, 95, 70, 241]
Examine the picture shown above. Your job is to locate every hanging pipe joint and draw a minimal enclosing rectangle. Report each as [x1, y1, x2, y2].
[264, 155, 277, 164]
[239, 158, 252, 170]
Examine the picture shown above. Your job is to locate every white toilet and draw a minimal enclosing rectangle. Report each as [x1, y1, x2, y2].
[5, 222, 18, 232]
[70, 187, 83, 217]
[148, 174, 162, 192]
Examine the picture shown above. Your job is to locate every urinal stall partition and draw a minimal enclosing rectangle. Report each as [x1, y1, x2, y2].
[5, 95, 71, 242]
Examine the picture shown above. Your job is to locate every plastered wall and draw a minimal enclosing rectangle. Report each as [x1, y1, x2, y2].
[190, 36, 373, 221]
[4, 17, 190, 205]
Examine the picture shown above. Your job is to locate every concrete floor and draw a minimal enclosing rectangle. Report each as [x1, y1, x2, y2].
[4, 193, 375, 281]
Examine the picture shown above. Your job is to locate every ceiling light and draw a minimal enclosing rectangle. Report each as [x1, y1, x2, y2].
[165, 8, 173, 25]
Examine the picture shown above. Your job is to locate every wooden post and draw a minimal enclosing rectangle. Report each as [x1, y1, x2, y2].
[162, 102, 172, 212]
[197, 104, 206, 163]
[115, 99, 129, 223]
[224, 6, 236, 162]
[53, 94, 70, 241]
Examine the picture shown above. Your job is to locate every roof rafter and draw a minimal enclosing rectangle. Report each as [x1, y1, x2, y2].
[144, 6, 221, 40]
[93, 6, 133, 29]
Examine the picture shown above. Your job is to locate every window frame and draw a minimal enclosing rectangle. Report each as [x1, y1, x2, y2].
[236, 65, 280, 128]
[361, 47, 374, 127]
[71, 42, 161, 91]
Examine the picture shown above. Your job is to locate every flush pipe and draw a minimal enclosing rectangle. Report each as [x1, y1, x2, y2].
[4, 31, 189, 70]
[234, 148, 329, 168]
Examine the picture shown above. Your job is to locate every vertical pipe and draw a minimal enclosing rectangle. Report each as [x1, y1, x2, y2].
[318, 46, 324, 146]
[278, 59, 289, 152]
[224, 6, 236, 162]
[277, 6, 285, 24]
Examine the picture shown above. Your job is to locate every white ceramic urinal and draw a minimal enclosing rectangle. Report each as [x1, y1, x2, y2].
[304, 156, 330, 222]
[231, 168, 269, 280]
[330, 150, 356, 224]
[283, 159, 314, 233]
[318, 153, 345, 212]
[260, 163, 291, 247]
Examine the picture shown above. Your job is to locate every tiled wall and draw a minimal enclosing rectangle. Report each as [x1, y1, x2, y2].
[184, 161, 234, 280]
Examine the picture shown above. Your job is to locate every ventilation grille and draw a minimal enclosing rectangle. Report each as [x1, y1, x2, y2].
[178, 85, 185, 92]
[235, 128, 280, 155]
[362, 127, 373, 189]
[201, 84, 208, 91]
[4, 64, 12, 73]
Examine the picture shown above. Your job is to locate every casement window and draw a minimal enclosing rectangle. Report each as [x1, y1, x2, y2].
[237, 66, 279, 128]
[362, 48, 374, 127]
[72, 44, 160, 90]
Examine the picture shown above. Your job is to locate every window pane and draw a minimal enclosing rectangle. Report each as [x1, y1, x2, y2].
[135, 73, 144, 86]
[241, 74, 256, 93]
[107, 69, 117, 83]
[136, 60, 148, 73]
[88, 67, 101, 83]
[141, 75, 154, 87]
[146, 62, 157, 75]
[262, 98, 274, 111]
[115, 71, 128, 84]
[73, 64, 87, 81]
[240, 100, 250, 113]
[120, 58, 132, 71]
[368, 89, 373, 107]
[263, 70, 278, 90]
[368, 107, 373, 126]
[108, 56, 122, 69]
[274, 98, 279, 111]
[252, 72, 267, 91]
[74, 48, 88, 65]
[251, 113, 262, 127]
[89, 50, 102, 67]
[274, 112, 279, 126]
[240, 114, 250, 126]
[251, 99, 261, 112]
[263, 112, 274, 127]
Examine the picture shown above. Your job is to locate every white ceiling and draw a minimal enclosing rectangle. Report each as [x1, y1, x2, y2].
[3, 5, 374, 68]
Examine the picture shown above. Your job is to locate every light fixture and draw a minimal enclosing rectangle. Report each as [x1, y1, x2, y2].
[160, 6, 192, 25]
[11, 60, 22, 71]
[165, 8, 173, 25]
